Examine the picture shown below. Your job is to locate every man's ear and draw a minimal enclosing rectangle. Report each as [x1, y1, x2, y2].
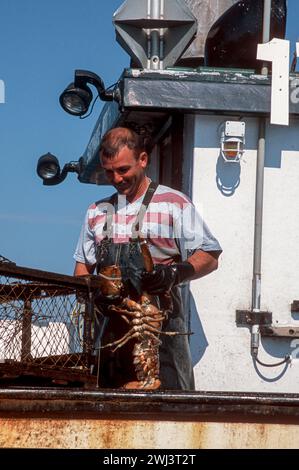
[139, 151, 148, 168]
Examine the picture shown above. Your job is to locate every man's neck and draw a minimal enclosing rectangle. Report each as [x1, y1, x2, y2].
[127, 176, 151, 203]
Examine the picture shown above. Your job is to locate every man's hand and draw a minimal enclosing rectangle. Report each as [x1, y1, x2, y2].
[142, 265, 177, 295]
[142, 262, 196, 295]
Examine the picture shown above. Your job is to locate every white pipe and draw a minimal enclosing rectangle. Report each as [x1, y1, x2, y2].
[261, 0, 272, 75]
[251, 1, 271, 357]
[149, 0, 161, 69]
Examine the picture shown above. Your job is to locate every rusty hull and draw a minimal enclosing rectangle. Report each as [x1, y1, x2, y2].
[1, 389, 299, 449]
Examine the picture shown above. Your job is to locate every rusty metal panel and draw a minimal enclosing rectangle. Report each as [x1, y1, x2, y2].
[1, 417, 299, 449]
[1, 389, 299, 448]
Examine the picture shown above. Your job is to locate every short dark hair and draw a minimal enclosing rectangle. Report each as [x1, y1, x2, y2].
[100, 127, 152, 163]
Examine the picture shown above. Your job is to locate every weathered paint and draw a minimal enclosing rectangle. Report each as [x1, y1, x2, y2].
[1, 417, 299, 449]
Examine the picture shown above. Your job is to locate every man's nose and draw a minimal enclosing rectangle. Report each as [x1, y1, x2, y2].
[112, 173, 123, 185]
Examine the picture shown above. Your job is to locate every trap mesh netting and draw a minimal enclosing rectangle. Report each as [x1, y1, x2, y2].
[0, 263, 98, 385]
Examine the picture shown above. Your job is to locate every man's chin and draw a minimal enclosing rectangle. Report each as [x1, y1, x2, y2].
[116, 187, 130, 195]
[115, 185, 134, 197]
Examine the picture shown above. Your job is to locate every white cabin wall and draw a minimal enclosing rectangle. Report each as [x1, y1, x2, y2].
[184, 114, 299, 392]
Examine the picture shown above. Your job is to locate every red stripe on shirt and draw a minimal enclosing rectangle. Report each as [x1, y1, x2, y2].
[113, 236, 131, 243]
[89, 212, 174, 230]
[88, 214, 106, 229]
[151, 257, 175, 265]
[115, 212, 174, 226]
[114, 214, 136, 225]
[152, 192, 189, 208]
[144, 212, 174, 226]
[148, 237, 177, 249]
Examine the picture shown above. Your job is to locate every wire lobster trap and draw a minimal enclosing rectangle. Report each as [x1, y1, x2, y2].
[0, 262, 101, 387]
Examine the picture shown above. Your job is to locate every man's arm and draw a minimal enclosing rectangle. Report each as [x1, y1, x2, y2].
[142, 250, 221, 295]
[74, 262, 96, 276]
[187, 249, 220, 280]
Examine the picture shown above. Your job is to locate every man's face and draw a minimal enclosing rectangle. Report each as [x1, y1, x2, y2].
[100, 145, 148, 200]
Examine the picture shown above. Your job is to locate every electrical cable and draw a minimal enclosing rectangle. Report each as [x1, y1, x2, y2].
[105, 82, 117, 90]
[254, 354, 291, 368]
[80, 94, 99, 120]
[79, 81, 118, 119]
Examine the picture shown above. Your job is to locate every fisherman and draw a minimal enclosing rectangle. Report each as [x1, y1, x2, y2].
[74, 127, 222, 390]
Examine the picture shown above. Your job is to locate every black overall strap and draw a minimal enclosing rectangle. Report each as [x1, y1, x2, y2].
[102, 181, 158, 240]
[102, 192, 118, 240]
[131, 181, 158, 238]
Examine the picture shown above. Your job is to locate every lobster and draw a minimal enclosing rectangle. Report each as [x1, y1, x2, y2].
[97, 239, 186, 390]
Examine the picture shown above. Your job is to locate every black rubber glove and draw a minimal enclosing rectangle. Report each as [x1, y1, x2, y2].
[142, 262, 195, 295]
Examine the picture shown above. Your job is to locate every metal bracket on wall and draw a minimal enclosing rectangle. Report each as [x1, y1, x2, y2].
[260, 325, 299, 338]
[236, 307, 299, 338]
[236, 310, 272, 327]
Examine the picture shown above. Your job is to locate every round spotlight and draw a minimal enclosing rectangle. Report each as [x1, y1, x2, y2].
[37, 153, 60, 181]
[59, 83, 92, 116]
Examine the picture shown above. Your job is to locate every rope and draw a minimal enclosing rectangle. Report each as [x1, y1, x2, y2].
[97, 271, 122, 282]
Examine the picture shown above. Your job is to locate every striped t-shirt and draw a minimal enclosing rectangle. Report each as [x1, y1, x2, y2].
[74, 184, 222, 266]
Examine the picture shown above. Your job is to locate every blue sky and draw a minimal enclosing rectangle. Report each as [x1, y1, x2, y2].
[0, 0, 298, 275]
